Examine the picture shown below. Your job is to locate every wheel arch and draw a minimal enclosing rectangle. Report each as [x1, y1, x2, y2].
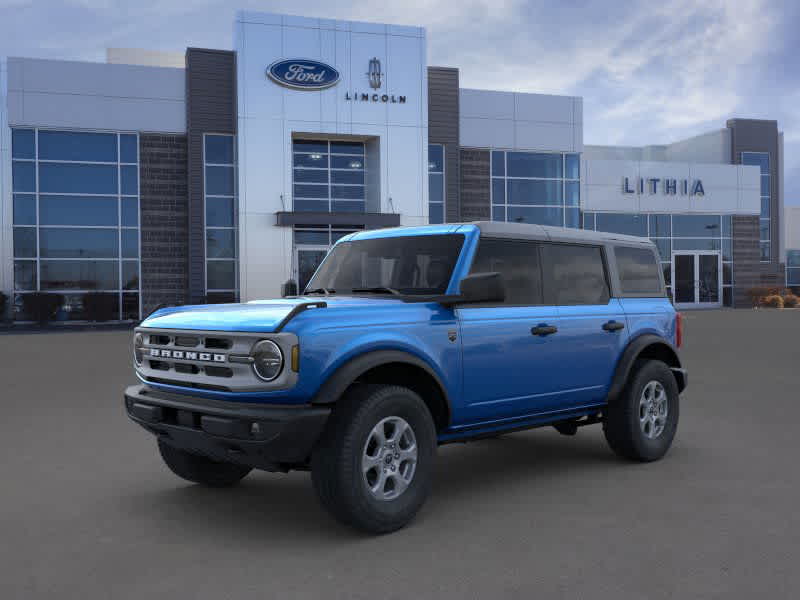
[311, 350, 452, 431]
[607, 334, 686, 403]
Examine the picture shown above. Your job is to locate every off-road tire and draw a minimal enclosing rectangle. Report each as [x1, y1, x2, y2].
[157, 439, 252, 487]
[311, 384, 437, 534]
[603, 359, 680, 462]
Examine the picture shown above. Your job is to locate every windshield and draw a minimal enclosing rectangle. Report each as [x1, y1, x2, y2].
[305, 234, 465, 296]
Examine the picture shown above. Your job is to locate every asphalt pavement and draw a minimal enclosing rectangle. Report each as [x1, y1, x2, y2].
[1, 309, 798, 599]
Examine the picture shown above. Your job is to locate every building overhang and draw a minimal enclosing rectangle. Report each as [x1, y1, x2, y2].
[275, 211, 401, 229]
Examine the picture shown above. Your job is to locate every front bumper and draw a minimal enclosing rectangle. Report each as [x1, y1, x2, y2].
[124, 384, 330, 471]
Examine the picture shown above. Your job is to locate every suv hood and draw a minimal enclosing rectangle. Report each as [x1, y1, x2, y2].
[140, 296, 410, 332]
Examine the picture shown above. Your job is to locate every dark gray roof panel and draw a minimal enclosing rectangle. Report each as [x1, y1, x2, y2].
[472, 221, 653, 246]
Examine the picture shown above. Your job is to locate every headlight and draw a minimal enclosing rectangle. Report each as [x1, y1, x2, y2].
[252, 340, 284, 381]
[133, 333, 144, 366]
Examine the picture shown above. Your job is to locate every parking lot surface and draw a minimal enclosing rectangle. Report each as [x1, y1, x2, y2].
[1, 309, 799, 599]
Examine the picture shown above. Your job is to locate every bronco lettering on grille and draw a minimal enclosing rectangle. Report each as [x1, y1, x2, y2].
[149, 348, 226, 362]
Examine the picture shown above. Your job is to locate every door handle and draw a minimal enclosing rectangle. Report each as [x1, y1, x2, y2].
[602, 320, 625, 332]
[531, 324, 558, 336]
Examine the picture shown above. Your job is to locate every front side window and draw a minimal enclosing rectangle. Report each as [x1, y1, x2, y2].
[468, 238, 542, 305]
[615, 246, 663, 295]
[540, 243, 609, 305]
[306, 234, 464, 296]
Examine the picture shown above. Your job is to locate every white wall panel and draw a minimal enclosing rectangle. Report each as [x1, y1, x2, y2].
[460, 89, 514, 120]
[514, 121, 574, 152]
[459, 117, 514, 149]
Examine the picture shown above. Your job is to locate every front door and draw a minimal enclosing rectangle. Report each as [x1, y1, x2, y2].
[672, 251, 722, 309]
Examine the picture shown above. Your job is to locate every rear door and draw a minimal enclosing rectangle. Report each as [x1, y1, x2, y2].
[539, 243, 629, 408]
[457, 238, 567, 424]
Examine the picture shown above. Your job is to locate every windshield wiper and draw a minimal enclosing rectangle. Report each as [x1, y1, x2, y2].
[351, 286, 401, 296]
[304, 287, 335, 295]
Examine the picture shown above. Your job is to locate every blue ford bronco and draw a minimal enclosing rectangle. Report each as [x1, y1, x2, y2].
[125, 222, 686, 533]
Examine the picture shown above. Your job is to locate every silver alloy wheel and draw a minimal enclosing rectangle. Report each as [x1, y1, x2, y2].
[639, 380, 668, 439]
[362, 416, 418, 501]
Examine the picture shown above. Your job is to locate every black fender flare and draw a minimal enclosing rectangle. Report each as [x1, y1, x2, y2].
[606, 334, 686, 403]
[310, 350, 453, 425]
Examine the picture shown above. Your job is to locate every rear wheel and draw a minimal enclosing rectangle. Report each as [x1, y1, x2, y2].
[157, 439, 252, 487]
[603, 360, 680, 462]
[311, 384, 437, 534]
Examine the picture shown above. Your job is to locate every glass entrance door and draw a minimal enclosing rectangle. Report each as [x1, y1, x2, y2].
[672, 251, 721, 308]
[296, 248, 328, 293]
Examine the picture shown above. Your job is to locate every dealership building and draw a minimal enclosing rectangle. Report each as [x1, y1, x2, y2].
[0, 10, 794, 321]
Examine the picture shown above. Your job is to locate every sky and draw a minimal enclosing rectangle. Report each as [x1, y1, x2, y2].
[1, 0, 798, 204]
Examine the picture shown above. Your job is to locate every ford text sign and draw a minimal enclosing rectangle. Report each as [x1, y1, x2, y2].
[267, 59, 340, 90]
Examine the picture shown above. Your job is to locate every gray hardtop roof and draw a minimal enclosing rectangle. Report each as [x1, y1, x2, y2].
[470, 221, 654, 247]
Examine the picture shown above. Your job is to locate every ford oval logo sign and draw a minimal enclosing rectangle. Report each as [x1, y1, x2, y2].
[267, 59, 340, 90]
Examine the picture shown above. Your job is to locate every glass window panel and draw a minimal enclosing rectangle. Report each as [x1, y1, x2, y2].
[582, 212, 595, 230]
[761, 197, 770, 218]
[204, 135, 234, 164]
[428, 144, 444, 172]
[12, 129, 35, 159]
[206, 229, 236, 258]
[673, 238, 721, 252]
[40, 260, 119, 290]
[39, 163, 118, 194]
[507, 206, 563, 226]
[38, 130, 117, 162]
[662, 263, 671, 286]
[331, 229, 359, 242]
[760, 175, 770, 196]
[332, 200, 366, 213]
[759, 219, 770, 241]
[294, 153, 329, 168]
[206, 291, 236, 304]
[13, 227, 37, 258]
[121, 197, 139, 227]
[207, 260, 236, 290]
[672, 214, 721, 237]
[122, 261, 139, 290]
[40, 228, 118, 258]
[722, 238, 732, 261]
[649, 214, 671, 238]
[653, 238, 671, 261]
[12, 161, 36, 192]
[294, 199, 329, 212]
[330, 141, 364, 155]
[470, 239, 542, 305]
[332, 170, 365, 185]
[492, 206, 506, 222]
[429, 173, 444, 204]
[121, 165, 138, 195]
[331, 185, 364, 200]
[492, 179, 505, 205]
[541, 243, 610, 305]
[507, 152, 562, 179]
[491, 151, 505, 177]
[293, 140, 328, 154]
[760, 242, 770, 261]
[721, 215, 732, 237]
[723, 286, 732, 307]
[429, 202, 444, 225]
[120, 134, 138, 163]
[595, 213, 647, 237]
[294, 168, 329, 184]
[741, 152, 769, 174]
[40, 195, 118, 226]
[787, 251, 800, 268]
[206, 197, 235, 227]
[723, 262, 732, 285]
[121, 229, 139, 258]
[294, 230, 330, 245]
[294, 183, 329, 199]
[331, 155, 362, 169]
[615, 247, 662, 294]
[507, 179, 562, 206]
[13, 194, 36, 225]
[787, 268, 800, 285]
[122, 293, 140, 320]
[205, 165, 235, 195]
[14, 261, 37, 291]
[565, 154, 580, 179]
[565, 207, 580, 229]
[565, 181, 579, 206]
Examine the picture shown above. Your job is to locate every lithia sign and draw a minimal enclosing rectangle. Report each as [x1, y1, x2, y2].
[267, 57, 406, 103]
[623, 177, 705, 196]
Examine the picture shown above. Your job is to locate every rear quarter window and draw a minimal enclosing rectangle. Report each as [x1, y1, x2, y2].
[615, 246, 663, 295]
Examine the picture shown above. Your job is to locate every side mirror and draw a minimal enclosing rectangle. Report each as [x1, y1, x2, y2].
[457, 272, 505, 304]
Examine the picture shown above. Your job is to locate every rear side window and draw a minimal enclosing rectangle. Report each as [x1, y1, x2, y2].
[469, 238, 542, 304]
[615, 246, 663, 295]
[541, 243, 610, 305]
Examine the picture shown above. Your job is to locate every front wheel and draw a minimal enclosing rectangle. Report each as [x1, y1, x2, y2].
[603, 360, 680, 462]
[311, 384, 437, 534]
